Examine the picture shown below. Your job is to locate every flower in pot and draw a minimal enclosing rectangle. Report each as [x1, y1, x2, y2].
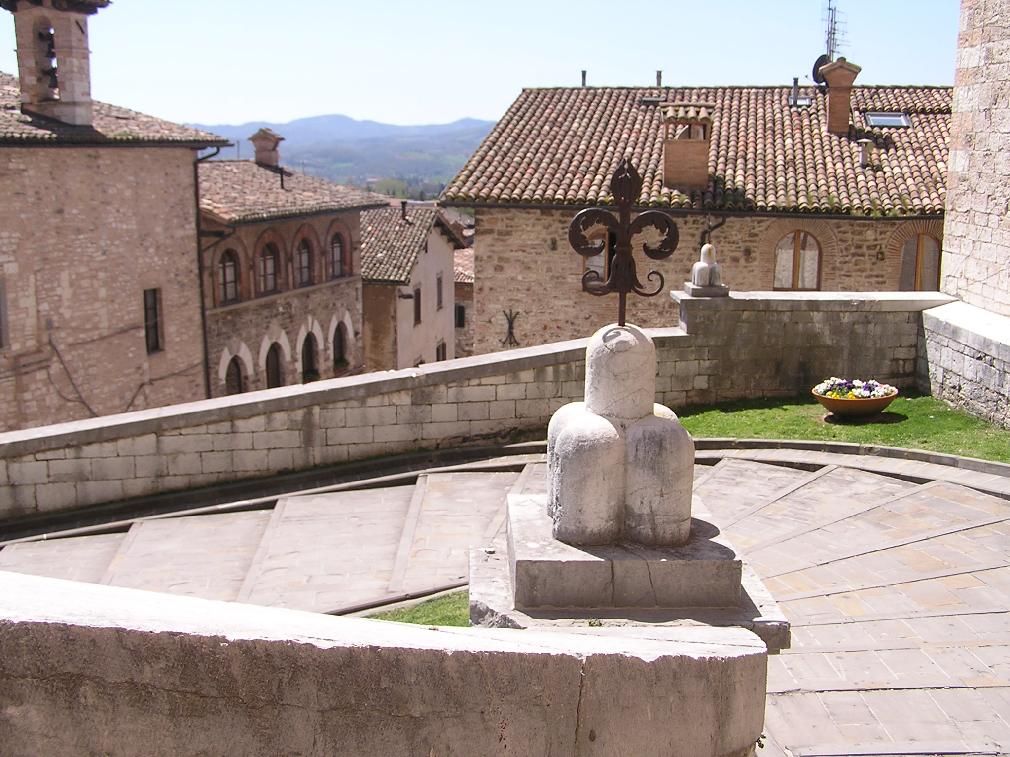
[812, 377, 898, 417]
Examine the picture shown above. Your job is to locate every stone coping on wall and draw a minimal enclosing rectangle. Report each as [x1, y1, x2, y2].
[922, 300, 1010, 364]
[0, 331, 672, 458]
[0, 570, 767, 756]
[671, 290, 957, 312]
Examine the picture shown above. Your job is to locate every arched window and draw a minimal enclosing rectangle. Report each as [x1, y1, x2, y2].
[333, 323, 349, 373]
[258, 243, 280, 295]
[329, 234, 349, 279]
[265, 343, 284, 388]
[301, 333, 319, 383]
[225, 356, 245, 395]
[899, 234, 941, 291]
[773, 231, 821, 290]
[219, 250, 239, 304]
[295, 238, 314, 288]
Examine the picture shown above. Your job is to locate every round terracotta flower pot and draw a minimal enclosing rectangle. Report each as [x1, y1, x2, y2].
[812, 389, 898, 417]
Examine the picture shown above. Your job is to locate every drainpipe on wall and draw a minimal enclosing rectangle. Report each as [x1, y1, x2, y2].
[193, 145, 222, 399]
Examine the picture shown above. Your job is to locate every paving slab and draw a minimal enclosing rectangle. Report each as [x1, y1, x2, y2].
[389, 471, 518, 594]
[0, 532, 125, 584]
[238, 486, 415, 613]
[101, 511, 272, 601]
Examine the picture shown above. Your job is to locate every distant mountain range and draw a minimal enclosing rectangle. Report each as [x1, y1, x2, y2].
[190, 114, 496, 199]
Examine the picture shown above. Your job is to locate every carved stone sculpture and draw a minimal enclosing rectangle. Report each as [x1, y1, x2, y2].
[684, 242, 730, 296]
[547, 323, 694, 546]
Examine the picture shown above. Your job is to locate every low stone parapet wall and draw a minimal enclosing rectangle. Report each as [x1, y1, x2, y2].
[920, 300, 1010, 429]
[0, 292, 952, 521]
[0, 570, 767, 757]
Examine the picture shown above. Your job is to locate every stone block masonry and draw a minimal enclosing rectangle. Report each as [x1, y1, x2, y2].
[0, 293, 952, 521]
[0, 571, 767, 757]
[920, 300, 1010, 429]
[472, 207, 944, 355]
[0, 146, 206, 432]
[941, 0, 1010, 317]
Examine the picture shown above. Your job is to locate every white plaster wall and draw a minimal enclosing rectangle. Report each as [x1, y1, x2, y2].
[395, 228, 456, 368]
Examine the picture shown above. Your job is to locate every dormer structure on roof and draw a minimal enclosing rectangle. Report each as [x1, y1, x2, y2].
[662, 101, 715, 190]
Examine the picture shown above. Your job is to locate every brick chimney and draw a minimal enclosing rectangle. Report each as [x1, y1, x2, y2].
[5, 0, 109, 126]
[661, 102, 714, 190]
[819, 57, 861, 136]
[249, 128, 284, 168]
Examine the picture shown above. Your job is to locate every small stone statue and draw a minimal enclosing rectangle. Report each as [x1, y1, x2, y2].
[547, 324, 694, 546]
[684, 242, 729, 296]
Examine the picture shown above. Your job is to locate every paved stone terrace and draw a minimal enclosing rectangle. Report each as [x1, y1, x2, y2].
[1, 442, 1010, 754]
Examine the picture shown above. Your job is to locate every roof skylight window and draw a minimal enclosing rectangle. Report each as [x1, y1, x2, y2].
[864, 111, 911, 128]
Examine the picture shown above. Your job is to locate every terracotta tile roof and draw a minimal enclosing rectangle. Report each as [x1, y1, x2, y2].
[443, 85, 951, 216]
[198, 160, 389, 224]
[0, 72, 227, 147]
[454, 248, 474, 284]
[361, 205, 440, 284]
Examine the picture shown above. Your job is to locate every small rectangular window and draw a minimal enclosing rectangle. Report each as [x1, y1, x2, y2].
[436, 273, 444, 310]
[0, 279, 7, 349]
[435, 341, 446, 362]
[143, 288, 162, 354]
[455, 303, 466, 328]
[864, 112, 910, 128]
[413, 287, 421, 325]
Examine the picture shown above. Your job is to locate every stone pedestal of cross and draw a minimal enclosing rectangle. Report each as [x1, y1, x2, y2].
[468, 159, 788, 756]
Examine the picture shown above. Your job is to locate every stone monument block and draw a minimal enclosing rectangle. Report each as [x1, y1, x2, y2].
[548, 324, 694, 546]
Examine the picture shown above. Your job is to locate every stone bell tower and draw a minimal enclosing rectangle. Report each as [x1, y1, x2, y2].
[1, 0, 109, 126]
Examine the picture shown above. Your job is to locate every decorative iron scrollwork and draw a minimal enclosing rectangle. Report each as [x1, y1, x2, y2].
[568, 158, 679, 326]
[501, 308, 520, 347]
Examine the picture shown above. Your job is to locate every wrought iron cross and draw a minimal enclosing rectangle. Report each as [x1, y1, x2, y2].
[568, 158, 679, 326]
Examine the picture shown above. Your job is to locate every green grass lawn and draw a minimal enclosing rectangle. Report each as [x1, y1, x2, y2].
[369, 590, 470, 626]
[678, 392, 1008, 463]
[372, 392, 1008, 627]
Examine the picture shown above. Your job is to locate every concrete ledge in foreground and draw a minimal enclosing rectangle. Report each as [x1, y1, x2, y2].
[0, 570, 767, 757]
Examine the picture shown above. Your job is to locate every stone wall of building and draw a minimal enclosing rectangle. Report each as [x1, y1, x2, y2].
[0, 293, 948, 521]
[473, 207, 943, 355]
[362, 282, 397, 371]
[201, 210, 363, 396]
[920, 301, 1010, 429]
[0, 146, 205, 432]
[395, 227, 456, 368]
[941, 0, 1010, 317]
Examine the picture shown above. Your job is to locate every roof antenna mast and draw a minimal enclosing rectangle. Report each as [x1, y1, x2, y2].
[812, 1, 847, 86]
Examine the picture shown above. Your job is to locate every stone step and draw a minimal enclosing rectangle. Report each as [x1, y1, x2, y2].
[0, 532, 126, 584]
[693, 458, 813, 523]
[236, 485, 416, 613]
[753, 480, 1010, 603]
[388, 471, 519, 595]
[723, 465, 917, 554]
[100, 510, 273, 601]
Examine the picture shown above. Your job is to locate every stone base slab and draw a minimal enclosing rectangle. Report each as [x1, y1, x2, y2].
[470, 544, 791, 654]
[683, 282, 730, 297]
[507, 491, 742, 609]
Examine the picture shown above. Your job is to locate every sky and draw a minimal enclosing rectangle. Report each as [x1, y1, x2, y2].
[0, 1, 960, 127]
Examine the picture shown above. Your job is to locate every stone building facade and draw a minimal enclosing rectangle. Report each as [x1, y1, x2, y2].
[918, 0, 1010, 429]
[471, 208, 944, 354]
[445, 76, 951, 352]
[199, 134, 387, 396]
[361, 205, 463, 370]
[942, 0, 1010, 317]
[0, 1, 226, 432]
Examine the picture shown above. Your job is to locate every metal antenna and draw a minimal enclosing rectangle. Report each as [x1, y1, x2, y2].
[823, 1, 847, 60]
